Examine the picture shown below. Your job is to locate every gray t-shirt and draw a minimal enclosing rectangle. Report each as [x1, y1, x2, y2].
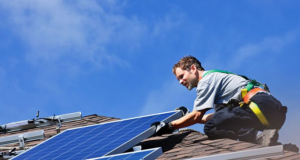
[194, 71, 250, 111]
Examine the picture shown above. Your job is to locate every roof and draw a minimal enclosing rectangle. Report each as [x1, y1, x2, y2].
[0, 114, 299, 159]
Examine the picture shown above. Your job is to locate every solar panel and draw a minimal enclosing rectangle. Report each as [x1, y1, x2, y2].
[13, 111, 181, 160]
[86, 147, 162, 160]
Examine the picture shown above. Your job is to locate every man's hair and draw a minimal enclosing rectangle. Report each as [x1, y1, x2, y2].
[172, 56, 205, 74]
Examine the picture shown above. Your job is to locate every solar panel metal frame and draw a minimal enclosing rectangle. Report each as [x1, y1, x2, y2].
[0, 130, 44, 146]
[2, 112, 82, 133]
[12, 111, 181, 160]
[86, 147, 163, 160]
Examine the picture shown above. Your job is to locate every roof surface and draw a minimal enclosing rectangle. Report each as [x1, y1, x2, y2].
[0, 114, 299, 160]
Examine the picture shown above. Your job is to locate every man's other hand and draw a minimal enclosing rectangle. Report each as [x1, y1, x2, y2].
[175, 106, 189, 116]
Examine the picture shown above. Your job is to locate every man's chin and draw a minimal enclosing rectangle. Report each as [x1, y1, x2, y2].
[183, 83, 194, 90]
[187, 86, 193, 90]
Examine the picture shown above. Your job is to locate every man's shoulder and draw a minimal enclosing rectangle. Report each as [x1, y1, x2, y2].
[199, 71, 225, 83]
[196, 76, 214, 92]
[203, 71, 244, 81]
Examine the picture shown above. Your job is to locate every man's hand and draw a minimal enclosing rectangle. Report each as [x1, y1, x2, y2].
[151, 121, 174, 136]
[175, 106, 189, 116]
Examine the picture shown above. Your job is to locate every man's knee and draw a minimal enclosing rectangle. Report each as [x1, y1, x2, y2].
[204, 126, 216, 139]
[204, 126, 237, 140]
[204, 120, 237, 140]
[203, 119, 215, 137]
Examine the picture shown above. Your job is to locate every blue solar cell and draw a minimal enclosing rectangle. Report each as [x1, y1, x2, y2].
[87, 148, 162, 160]
[13, 111, 179, 160]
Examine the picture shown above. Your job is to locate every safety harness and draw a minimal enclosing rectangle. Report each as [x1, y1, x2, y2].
[203, 70, 271, 128]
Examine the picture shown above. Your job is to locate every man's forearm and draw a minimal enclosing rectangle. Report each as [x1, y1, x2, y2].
[170, 109, 208, 129]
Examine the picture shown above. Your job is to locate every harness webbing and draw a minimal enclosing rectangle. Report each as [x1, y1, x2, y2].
[203, 70, 235, 77]
[249, 102, 270, 127]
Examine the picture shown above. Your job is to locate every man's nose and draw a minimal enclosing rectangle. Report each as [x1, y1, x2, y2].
[179, 79, 183, 84]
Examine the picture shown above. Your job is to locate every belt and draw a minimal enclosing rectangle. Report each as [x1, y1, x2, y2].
[242, 87, 270, 128]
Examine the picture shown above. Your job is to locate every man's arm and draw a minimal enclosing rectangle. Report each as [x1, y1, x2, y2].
[170, 109, 209, 129]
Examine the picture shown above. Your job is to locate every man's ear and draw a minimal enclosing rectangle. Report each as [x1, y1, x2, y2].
[190, 64, 197, 73]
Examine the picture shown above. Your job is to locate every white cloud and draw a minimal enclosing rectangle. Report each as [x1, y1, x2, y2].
[1, 1, 187, 77]
[0, 0, 145, 73]
[151, 9, 185, 37]
[201, 31, 297, 71]
[228, 32, 296, 70]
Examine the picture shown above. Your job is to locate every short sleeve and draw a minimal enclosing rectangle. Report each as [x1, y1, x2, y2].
[193, 81, 217, 111]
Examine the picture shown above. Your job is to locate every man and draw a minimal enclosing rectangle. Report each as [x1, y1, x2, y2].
[155, 56, 286, 146]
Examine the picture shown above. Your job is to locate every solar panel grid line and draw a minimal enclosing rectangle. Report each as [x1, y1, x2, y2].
[19, 126, 86, 159]
[12, 111, 181, 160]
[21, 118, 138, 160]
[86, 147, 163, 160]
[24, 123, 110, 159]
[48, 119, 140, 160]
[66, 117, 148, 159]
[13, 121, 121, 160]
[47, 120, 127, 160]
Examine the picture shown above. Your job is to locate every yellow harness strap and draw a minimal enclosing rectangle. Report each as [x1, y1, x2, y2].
[241, 88, 270, 128]
[249, 101, 270, 128]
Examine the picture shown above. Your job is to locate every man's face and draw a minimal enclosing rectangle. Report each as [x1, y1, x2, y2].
[175, 67, 198, 90]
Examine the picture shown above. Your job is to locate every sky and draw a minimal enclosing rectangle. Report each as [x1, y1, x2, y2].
[0, 0, 300, 148]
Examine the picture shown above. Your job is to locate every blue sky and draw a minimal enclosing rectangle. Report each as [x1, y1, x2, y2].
[0, 0, 299, 147]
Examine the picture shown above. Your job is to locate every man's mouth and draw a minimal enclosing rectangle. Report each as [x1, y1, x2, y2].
[182, 83, 188, 88]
